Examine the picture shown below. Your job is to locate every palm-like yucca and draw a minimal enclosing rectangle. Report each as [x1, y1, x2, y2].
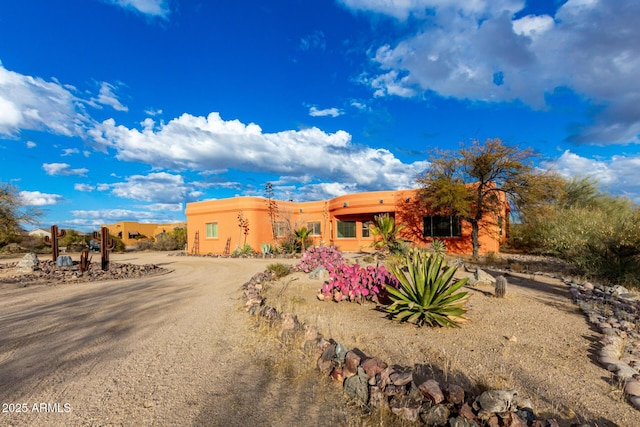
[370, 213, 406, 253]
[385, 252, 469, 327]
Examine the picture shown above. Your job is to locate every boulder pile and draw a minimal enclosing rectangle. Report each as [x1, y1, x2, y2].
[1, 253, 171, 285]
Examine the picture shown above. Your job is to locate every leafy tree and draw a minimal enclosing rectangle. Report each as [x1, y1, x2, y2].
[370, 213, 406, 254]
[417, 138, 558, 258]
[0, 182, 41, 247]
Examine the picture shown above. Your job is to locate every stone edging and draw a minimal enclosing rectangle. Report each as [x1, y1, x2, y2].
[567, 279, 640, 409]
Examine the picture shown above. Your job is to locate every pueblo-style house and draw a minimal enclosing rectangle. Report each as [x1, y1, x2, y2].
[185, 189, 509, 255]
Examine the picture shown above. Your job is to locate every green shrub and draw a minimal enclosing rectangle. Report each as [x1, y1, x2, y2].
[232, 243, 255, 256]
[385, 252, 469, 327]
[266, 263, 291, 278]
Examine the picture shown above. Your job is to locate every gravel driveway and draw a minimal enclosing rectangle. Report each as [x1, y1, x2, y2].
[0, 253, 343, 427]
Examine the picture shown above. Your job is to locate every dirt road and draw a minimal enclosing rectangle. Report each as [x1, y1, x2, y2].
[0, 253, 345, 427]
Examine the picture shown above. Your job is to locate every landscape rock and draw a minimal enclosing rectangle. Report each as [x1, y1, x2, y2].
[418, 379, 444, 404]
[473, 390, 518, 418]
[420, 403, 450, 426]
[15, 253, 39, 273]
[343, 366, 369, 405]
[389, 396, 421, 422]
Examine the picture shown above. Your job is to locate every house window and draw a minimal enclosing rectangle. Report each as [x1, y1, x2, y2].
[206, 222, 218, 238]
[362, 220, 372, 238]
[423, 216, 461, 238]
[274, 221, 287, 237]
[307, 222, 321, 236]
[337, 220, 356, 238]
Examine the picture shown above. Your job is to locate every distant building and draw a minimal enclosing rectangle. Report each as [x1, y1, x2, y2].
[101, 222, 186, 247]
[185, 189, 509, 255]
[28, 228, 52, 239]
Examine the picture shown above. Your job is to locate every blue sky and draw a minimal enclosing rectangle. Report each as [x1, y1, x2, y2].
[1, 0, 639, 231]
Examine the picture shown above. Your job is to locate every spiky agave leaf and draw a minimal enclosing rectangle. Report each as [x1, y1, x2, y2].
[384, 253, 469, 327]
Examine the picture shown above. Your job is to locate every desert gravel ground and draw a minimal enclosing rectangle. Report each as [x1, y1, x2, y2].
[2, 252, 640, 427]
[0, 253, 348, 427]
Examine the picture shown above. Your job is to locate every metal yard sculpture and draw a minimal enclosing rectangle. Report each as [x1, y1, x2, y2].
[44, 225, 66, 262]
[93, 227, 116, 270]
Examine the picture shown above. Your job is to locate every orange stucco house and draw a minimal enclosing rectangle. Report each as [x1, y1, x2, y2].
[101, 221, 187, 247]
[185, 189, 509, 255]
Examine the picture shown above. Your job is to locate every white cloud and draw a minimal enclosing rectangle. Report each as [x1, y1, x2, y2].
[0, 63, 127, 138]
[69, 207, 181, 227]
[309, 106, 343, 117]
[91, 82, 128, 112]
[104, 172, 195, 204]
[74, 183, 95, 192]
[105, 0, 170, 19]
[143, 202, 184, 212]
[20, 190, 63, 206]
[144, 108, 163, 116]
[62, 148, 80, 156]
[345, 0, 640, 144]
[0, 64, 87, 137]
[542, 150, 640, 203]
[42, 163, 89, 176]
[26, 140, 36, 148]
[89, 112, 429, 193]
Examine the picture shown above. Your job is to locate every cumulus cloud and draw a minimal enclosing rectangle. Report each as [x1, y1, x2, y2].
[542, 150, 640, 203]
[343, 0, 640, 144]
[104, 0, 170, 19]
[42, 163, 89, 176]
[89, 112, 429, 194]
[309, 106, 343, 117]
[20, 190, 63, 206]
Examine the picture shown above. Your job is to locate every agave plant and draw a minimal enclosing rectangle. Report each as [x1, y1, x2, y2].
[385, 252, 469, 327]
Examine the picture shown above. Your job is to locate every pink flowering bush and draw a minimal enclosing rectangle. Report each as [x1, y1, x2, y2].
[296, 246, 345, 273]
[319, 263, 399, 304]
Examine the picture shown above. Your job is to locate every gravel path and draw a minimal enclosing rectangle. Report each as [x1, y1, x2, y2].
[0, 253, 345, 426]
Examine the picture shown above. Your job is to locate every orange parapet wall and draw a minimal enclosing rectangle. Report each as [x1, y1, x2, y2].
[185, 189, 509, 255]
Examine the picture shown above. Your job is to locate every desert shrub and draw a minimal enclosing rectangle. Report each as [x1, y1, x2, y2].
[538, 203, 640, 286]
[296, 246, 345, 273]
[266, 263, 291, 278]
[385, 252, 469, 327]
[232, 243, 255, 256]
[135, 239, 155, 251]
[155, 228, 187, 251]
[319, 263, 398, 304]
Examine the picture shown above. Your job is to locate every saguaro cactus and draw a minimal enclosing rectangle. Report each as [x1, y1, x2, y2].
[93, 227, 116, 270]
[44, 225, 66, 262]
[495, 275, 508, 298]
